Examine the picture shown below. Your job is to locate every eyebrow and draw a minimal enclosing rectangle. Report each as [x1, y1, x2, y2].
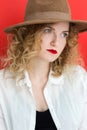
[45, 25, 69, 33]
[45, 25, 55, 30]
[62, 31, 69, 33]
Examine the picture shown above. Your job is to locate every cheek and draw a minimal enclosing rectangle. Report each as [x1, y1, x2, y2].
[40, 38, 49, 49]
[57, 41, 66, 53]
[40, 41, 47, 49]
[41, 33, 55, 46]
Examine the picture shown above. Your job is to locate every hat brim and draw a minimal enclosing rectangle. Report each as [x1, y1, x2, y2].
[4, 19, 87, 33]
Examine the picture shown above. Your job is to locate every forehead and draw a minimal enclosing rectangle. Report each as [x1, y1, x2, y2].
[47, 22, 69, 30]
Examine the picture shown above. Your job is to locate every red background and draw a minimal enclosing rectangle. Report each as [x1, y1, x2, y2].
[0, 0, 87, 69]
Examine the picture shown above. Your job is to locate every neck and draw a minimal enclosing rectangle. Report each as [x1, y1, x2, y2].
[28, 58, 50, 82]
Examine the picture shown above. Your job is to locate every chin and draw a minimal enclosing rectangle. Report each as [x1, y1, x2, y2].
[47, 58, 58, 62]
[40, 55, 58, 62]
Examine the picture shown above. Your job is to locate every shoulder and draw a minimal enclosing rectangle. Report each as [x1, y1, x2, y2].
[0, 68, 13, 79]
[0, 68, 16, 85]
[74, 65, 87, 75]
[0, 69, 5, 79]
[0, 69, 17, 98]
[63, 65, 87, 98]
[49, 65, 87, 85]
[64, 65, 87, 81]
[0, 69, 25, 106]
[60, 65, 87, 97]
[72, 65, 87, 83]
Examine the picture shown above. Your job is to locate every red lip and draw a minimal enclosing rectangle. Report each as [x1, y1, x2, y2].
[47, 49, 57, 54]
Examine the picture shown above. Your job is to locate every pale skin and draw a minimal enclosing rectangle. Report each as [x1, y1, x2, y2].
[28, 22, 69, 111]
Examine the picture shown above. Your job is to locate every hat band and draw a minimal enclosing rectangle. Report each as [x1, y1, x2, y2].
[24, 11, 71, 21]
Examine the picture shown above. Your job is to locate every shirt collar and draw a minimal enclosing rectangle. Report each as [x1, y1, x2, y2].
[16, 70, 64, 89]
[48, 70, 64, 85]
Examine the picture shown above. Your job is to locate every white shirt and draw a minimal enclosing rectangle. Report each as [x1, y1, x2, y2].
[0, 65, 87, 130]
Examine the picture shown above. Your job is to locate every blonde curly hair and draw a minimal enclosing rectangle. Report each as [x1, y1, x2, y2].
[4, 23, 82, 77]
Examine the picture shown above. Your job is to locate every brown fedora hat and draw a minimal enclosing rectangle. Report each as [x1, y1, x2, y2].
[4, 0, 87, 33]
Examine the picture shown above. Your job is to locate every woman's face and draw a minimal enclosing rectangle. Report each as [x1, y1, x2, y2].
[37, 22, 69, 62]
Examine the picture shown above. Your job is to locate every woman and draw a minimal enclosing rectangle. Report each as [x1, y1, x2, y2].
[0, 0, 87, 130]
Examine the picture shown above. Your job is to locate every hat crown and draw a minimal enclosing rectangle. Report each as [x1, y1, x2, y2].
[4, 0, 87, 33]
[24, 0, 71, 21]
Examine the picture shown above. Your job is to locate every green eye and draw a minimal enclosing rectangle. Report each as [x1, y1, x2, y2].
[43, 28, 52, 33]
[61, 32, 69, 38]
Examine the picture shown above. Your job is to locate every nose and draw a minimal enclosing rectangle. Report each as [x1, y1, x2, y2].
[50, 33, 57, 47]
[50, 40, 56, 46]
